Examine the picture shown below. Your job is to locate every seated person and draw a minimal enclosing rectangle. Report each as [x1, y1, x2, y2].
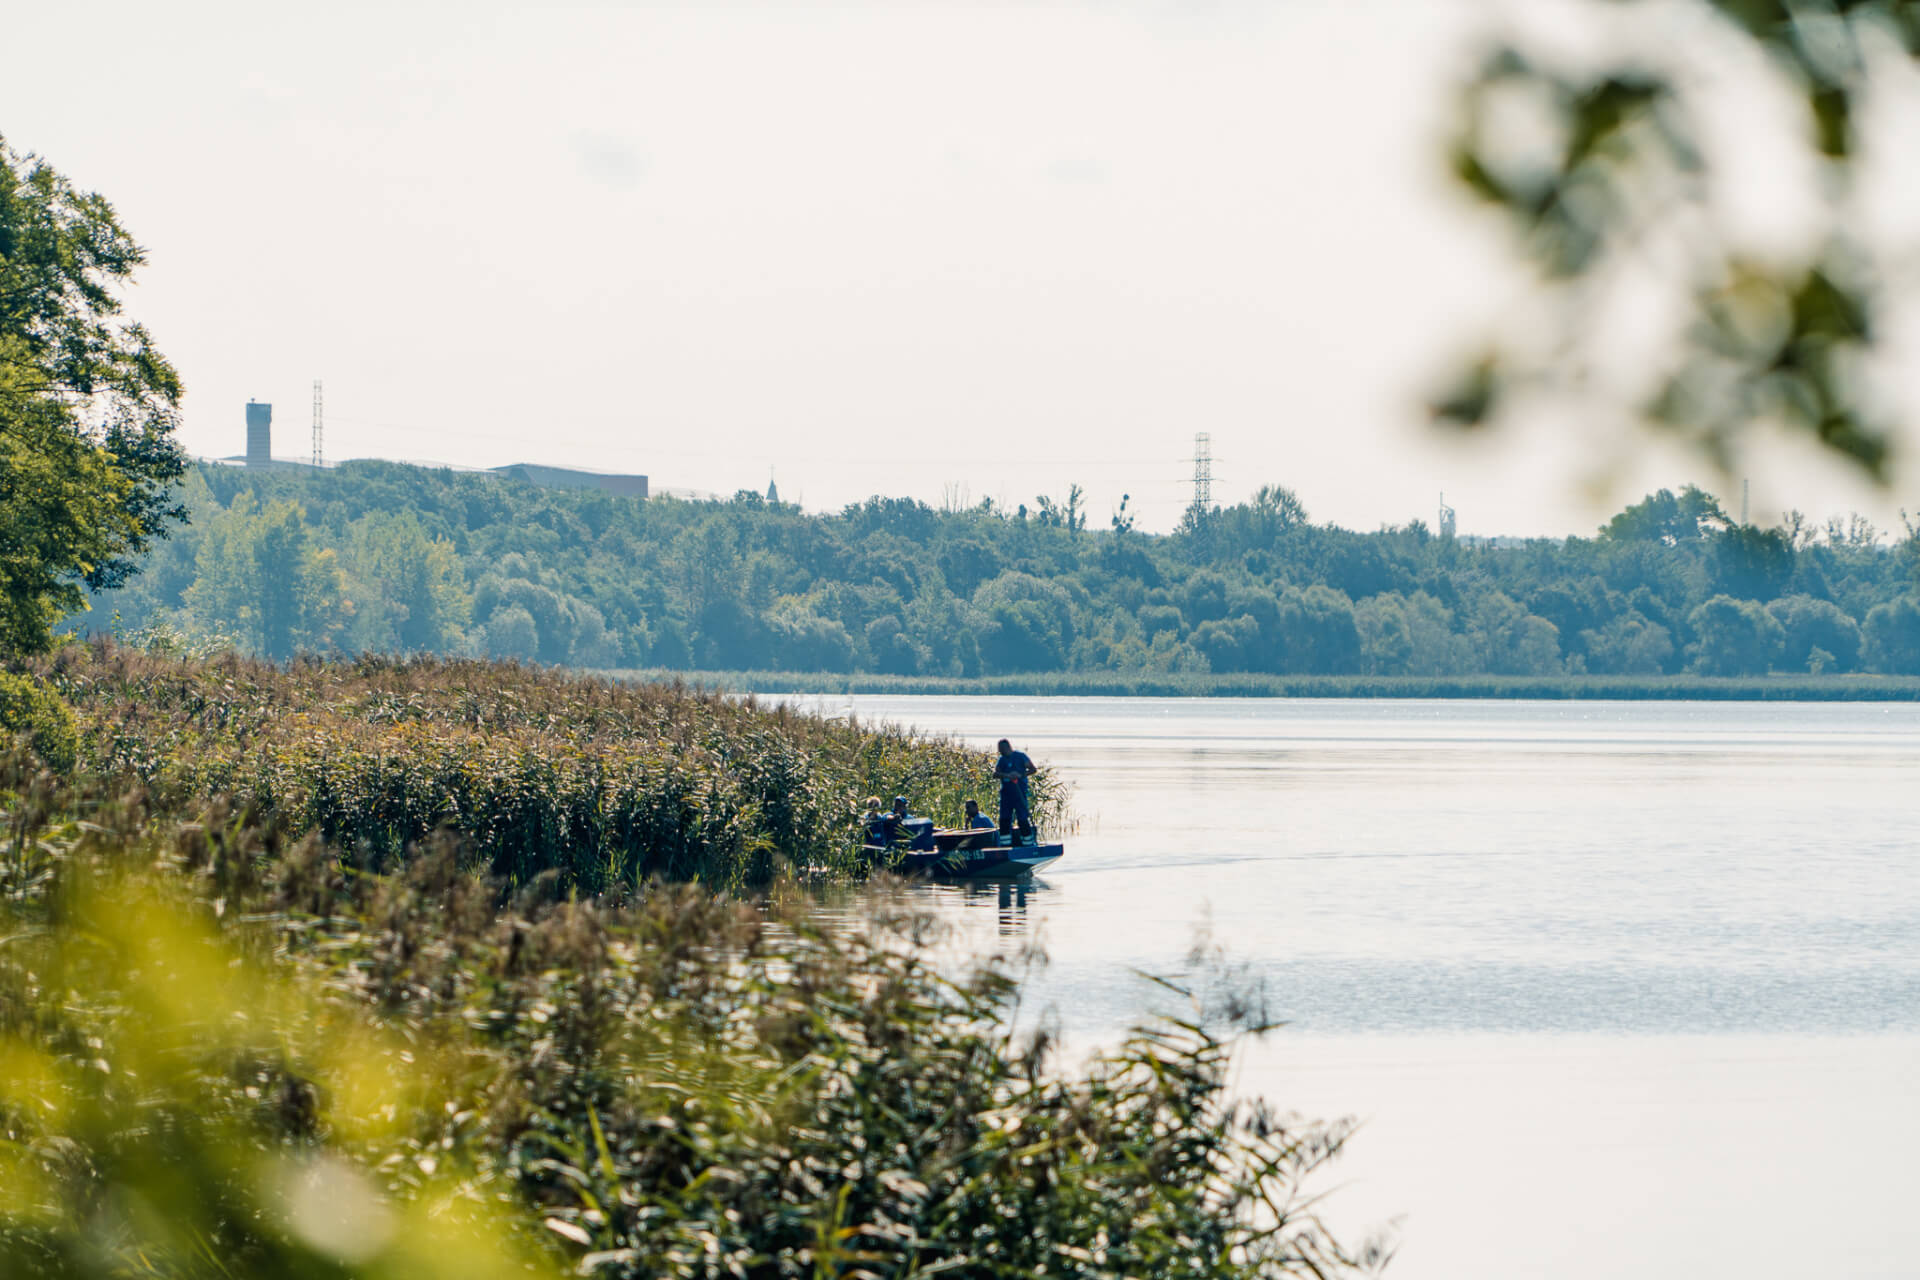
[862, 796, 891, 846]
[962, 798, 996, 830]
[889, 796, 936, 851]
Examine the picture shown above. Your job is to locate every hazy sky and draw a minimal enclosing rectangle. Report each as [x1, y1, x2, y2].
[9, 1, 1920, 535]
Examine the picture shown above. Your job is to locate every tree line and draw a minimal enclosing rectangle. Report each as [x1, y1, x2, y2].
[78, 462, 1920, 680]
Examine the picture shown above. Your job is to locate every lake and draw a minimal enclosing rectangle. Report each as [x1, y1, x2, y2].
[779, 695, 1920, 1279]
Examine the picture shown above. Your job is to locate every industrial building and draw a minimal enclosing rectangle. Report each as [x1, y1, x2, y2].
[487, 462, 648, 498]
[221, 398, 648, 497]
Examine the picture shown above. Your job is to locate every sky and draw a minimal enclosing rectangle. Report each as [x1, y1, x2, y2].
[9, 0, 1920, 537]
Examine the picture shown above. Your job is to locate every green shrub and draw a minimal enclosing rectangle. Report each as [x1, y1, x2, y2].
[0, 670, 77, 772]
[1686, 595, 1784, 676]
[1864, 597, 1920, 675]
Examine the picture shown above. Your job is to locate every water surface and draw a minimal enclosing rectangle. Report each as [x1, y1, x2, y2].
[780, 695, 1920, 1279]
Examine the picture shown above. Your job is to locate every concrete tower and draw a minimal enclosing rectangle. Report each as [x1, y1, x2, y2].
[246, 401, 273, 468]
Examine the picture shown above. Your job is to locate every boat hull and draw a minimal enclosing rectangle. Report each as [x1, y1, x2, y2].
[865, 838, 1064, 880]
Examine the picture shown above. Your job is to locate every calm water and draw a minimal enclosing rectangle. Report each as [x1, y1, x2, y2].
[780, 695, 1920, 1279]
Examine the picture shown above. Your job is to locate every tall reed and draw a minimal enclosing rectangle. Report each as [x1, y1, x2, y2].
[34, 644, 1062, 889]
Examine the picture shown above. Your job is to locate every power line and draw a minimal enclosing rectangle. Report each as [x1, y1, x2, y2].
[320, 415, 1185, 467]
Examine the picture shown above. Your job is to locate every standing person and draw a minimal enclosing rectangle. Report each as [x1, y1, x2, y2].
[993, 738, 1036, 844]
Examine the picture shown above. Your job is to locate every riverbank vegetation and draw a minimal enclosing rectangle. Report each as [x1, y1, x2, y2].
[0, 748, 1379, 1278]
[34, 643, 1051, 891]
[81, 463, 1920, 686]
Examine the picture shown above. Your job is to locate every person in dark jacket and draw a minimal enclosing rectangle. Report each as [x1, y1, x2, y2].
[889, 795, 935, 851]
[993, 738, 1036, 844]
[862, 796, 891, 845]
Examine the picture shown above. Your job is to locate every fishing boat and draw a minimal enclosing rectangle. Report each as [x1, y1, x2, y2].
[866, 826, 1064, 880]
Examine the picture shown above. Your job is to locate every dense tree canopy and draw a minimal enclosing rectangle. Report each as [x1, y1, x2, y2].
[0, 136, 185, 654]
[83, 462, 1920, 680]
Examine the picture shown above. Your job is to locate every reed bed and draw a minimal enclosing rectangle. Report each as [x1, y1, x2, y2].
[34, 644, 1059, 890]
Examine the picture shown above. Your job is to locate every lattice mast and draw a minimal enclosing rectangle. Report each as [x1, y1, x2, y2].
[1191, 432, 1213, 510]
[311, 380, 324, 468]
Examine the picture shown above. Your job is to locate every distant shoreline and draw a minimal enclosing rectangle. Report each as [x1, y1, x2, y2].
[605, 668, 1920, 702]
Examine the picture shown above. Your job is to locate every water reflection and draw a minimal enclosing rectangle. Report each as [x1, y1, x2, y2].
[911, 875, 1050, 939]
[795, 872, 1053, 947]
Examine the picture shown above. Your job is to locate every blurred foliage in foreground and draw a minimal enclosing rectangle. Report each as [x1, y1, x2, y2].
[0, 750, 1383, 1278]
[28, 644, 1058, 892]
[1444, 0, 1920, 480]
